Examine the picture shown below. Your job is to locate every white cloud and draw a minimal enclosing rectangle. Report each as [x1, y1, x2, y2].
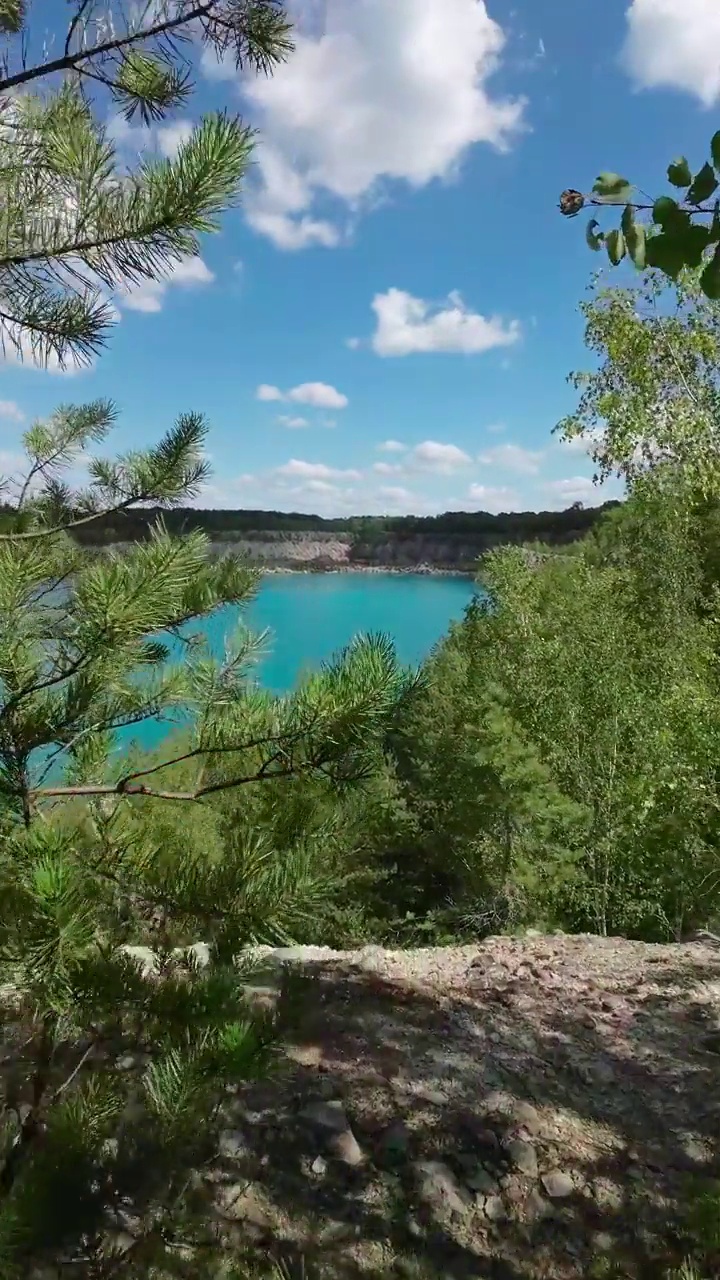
[370, 288, 520, 357]
[249, 208, 341, 251]
[118, 254, 214, 313]
[541, 476, 603, 506]
[0, 400, 24, 422]
[377, 439, 406, 453]
[378, 485, 413, 507]
[0, 448, 27, 475]
[277, 414, 310, 428]
[106, 113, 148, 149]
[486, 421, 506, 434]
[477, 442, 544, 474]
[556, 427, 604, 455]
[156, 119, 194, 157]
[256, 381, 349, 408]
[275, 458, 362, 481]
[411, 440, 472, 472]
[468, 482, 521, 512]
[108, 112, 196, 159]
[346, 336, 361, 350]
[373, 461, 403, 475]
[120, 285, 164, 314]
[288, 382, 349, 409]
[236, 0, 525, 248]
[199, 47, 236, 81]
[0, 328, 87, 376]
[303, 478, 338, 494]
[622, 0, 720, 105]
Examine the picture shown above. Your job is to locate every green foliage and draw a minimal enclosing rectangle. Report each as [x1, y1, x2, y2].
[556, 272, 720, 497]
[0, 411, 415, 1273]
[605, 228, 626, 265]
[323, 279, 720, 947]
[593, 172, 632, 200]
[351, 481, 720, 944]
[563, 130, 720, 296]
[0, 1, 292, 368]
[363, 605, 583, 939]
[668, 157, 693, 189]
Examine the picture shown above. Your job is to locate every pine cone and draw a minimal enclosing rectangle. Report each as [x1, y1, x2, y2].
[559, 189, 585, 217]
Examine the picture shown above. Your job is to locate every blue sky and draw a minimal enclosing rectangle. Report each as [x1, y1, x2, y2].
[1, 0, 718, 516]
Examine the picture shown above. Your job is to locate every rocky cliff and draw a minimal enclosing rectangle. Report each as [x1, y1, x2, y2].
[103, 526, 587, 572]
[204, 529, 553, 572]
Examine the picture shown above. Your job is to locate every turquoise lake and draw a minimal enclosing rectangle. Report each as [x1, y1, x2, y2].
[128, 572, 478, 755]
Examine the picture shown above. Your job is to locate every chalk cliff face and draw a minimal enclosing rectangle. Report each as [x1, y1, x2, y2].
[205, 530, 506, 571]
[106, 528, 582, 571]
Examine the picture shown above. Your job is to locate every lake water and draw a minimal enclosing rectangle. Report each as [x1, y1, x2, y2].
[131, 572, 478, 755]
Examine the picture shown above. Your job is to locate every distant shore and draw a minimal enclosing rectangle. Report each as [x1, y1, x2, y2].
[258, 564, 475, 578]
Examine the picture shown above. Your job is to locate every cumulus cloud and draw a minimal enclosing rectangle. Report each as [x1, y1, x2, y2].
[544, 476, 596, 496]
[256, 381, 349, 408]
[1, 329, 87, 376]
[118, 254, 214, 313]
[370, 288, 520, 357]
[377, 439, 406, 452]
[556, 427, 604, 455]
[373, 461, 403, 475]
[378, 485, 413, 508]
[289, 382, 349, 409]
[0, 400, 24, 422]
[411, 440, 472, 472]
[108, 113, 195, 158]
[541, 476, 603, 506]
[0, 448, 27, 475]
[277, 414, 310, 428]
[257, 384, 285, 402]
[622, 0, 720, 105]
[275, 458, 362, 481]
[477, 442, 544, 474]
[232, 0, 525, 248]
[468, 482, 521, 512]
[156, 119, 194, 157]
[541, 474, 626, 507]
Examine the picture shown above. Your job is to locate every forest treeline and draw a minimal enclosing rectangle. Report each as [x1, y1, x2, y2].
[0, 497, 619, 545]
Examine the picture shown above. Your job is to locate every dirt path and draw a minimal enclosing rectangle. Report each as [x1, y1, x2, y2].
[212, 933, 720, 1278]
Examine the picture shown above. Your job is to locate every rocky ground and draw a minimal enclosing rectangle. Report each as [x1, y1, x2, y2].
[6, 932, 720, 1278]
[194, 932, 720, 1279]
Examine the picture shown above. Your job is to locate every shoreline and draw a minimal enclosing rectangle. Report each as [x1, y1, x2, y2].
[258, 563, 476, 579]
[94, 543, 479, 579]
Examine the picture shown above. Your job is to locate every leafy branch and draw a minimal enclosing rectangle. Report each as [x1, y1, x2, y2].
[560, 129, 720, 297]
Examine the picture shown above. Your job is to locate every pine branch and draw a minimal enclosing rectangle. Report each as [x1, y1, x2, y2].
[0, 5, 292, 367]
[0, 492, 157, 541]
[0, 2, 217, 94]
[64, 0, 94, 58]
[0, 0, 293, 94]
[27, 748, 328, 802]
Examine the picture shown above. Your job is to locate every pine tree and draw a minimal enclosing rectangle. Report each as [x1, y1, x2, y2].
[0, 409, 415, 1276]
[0, 0, 292, 369]
[0, 6, 417, 1274]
